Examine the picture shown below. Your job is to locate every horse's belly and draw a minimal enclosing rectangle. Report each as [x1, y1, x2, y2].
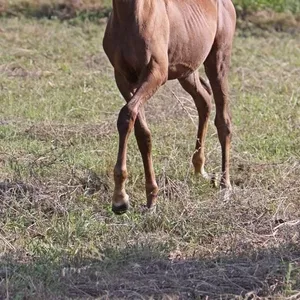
[168, 64, 195, 80]
[167, 37, 214, 79]
[166, 0, 217, 79]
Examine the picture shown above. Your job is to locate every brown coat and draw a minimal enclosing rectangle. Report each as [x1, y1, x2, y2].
[103, 0, 236, 214]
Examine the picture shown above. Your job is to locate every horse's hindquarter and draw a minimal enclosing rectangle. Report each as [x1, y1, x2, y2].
[167, 0, 218, 79]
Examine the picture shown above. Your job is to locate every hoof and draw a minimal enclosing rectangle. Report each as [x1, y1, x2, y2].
[140, 204, 157, 214]
[195, 169, 218, 188]
[218, 187, 233, 202]
[112, 201, 129, 215]
[210, 173, 218, 188]
[220, 182, 232, 191]
[201, 170, 211, 181]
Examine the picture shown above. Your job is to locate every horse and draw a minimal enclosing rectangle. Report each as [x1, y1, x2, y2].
[103, 0, 236, 214]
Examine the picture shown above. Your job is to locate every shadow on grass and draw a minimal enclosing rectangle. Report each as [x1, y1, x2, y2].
[1, 242, 299, 299]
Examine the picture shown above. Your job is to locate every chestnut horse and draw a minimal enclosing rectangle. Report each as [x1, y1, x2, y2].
[103, 0, 236, 214]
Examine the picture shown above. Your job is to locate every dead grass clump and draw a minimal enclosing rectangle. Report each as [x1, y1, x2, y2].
[249, 11, 300, 31]
[158, 174, 191, 201]
[237, 10, 300, 33]
[71, 167, 110, 196]
[1, 0, 111, 20]
[0, 168, 111, 220]
[84, 54, 111, 70]
[24, 121, 116, 142]
[0, 63, 53, 78]
[0, 181, 35, 196]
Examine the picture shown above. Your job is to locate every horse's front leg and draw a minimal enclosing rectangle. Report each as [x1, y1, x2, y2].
[112, 58, 168, 214]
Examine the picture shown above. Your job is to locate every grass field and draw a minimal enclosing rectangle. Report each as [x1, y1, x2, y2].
[0, 3, 300, 299]
[2, 0, 300, 21]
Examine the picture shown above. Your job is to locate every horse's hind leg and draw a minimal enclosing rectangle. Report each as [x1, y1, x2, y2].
[179, 72, 212, 179]
[204, 8, 235, 189]
[134, 107, 158, 210]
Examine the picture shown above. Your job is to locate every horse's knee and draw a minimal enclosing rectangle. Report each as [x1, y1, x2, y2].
[214, 113, 232, 138]
[117, 104, 138, 134]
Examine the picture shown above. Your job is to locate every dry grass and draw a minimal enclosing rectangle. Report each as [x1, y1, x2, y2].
[0, 11, 300, 300]
[0, 0, 111, 20]
[238, 10, 300, 33]
[1, 160, 299, 299]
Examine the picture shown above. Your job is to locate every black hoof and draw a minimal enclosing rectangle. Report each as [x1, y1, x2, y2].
[112, 202, 129, 215]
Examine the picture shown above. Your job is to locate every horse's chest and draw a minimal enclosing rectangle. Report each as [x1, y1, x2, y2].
[104, 21, 150, 82]
[115, 40, 149, 84]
